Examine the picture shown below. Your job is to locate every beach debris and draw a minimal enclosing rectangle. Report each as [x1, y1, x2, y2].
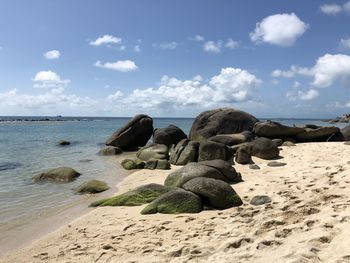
[136, 143, 169, 161]
[153, 124, 187, 146]
[169, 139, 199, 165]
[90, 183, 174, 207]
[189, 108, 259, 141]
[121, 159, 145, 170]
[98, 146, 122, 156]
[106, 114, 153, 150]
[141, 189, 203, 214]
[32, 167, 80, 182]
[74, 180, 109, 194]
[250, 195, 272, 206]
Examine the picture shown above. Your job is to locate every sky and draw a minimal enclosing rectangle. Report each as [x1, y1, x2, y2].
[0, 0, 350, 118]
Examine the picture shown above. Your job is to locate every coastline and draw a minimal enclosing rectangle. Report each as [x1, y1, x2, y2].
[1, 142, 350, 262]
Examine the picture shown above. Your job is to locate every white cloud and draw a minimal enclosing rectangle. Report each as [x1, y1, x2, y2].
[340, 38, 350, 49]
[189, 35, 205, 41]
[345, 1, 350, 12]
[44, 50, 61, 60]
[250, 13, 308, 47]
[203, 41, 222, 53]
[159, 42, 178, 50]
[95, 60, 138, 72]
[89, 35, 122, 46]
[320, 4, 342, 15]
[107, 90, 124, 101]
[287, 89, 319, 101]
[32, 70, 70, 88]
[225, 38, 239, 49]
[271, 66, 312, 78]
[134, 45, 141, 52]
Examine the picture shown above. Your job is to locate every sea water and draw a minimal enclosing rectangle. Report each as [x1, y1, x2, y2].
[0, 117, 346, 254]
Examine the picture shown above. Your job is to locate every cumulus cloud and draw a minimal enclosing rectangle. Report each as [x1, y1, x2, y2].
[340, 38, 350, 49]
[203, 41, 222, 53]
[159, 42, 178, 50]
[225, 38, 239, 49]
[250, 13, 308, 47]
[345, 1, 350, 12]
[320, 4, 342, 15]
[107, 90, 124, 101]
[44, 50, 61, 60]
[287, 89, 319, 101]
[95, 60, 138, 72]
[133, 45, 141, 53]
[32, 70, 70, 88]
[89, 35, 122, 46]
[189, 35, 205, 41]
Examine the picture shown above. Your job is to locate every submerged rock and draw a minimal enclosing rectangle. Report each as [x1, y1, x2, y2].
[90, 183, 173, 207]
[141, 189, 202, 214]
[121, 159, 145, 170]
[0, 162, 22, 171]
[58, 140, 71, 146]
[153, 125, 187, 146]
[32, 167, 80, 182]
[74, 180, 109, 194]
[98, 146, 123, 156]
[106, 114, 153, 150]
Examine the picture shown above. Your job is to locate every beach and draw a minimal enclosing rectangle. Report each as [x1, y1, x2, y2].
[1, 141, 349, 263]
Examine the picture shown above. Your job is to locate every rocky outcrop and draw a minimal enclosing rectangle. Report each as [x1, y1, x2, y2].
[121, 159, 145, 170]
[106, 114, 153, 150]
[341, 125, 350, 141]
[198, 140, 233, 162]
[169, 139, 199, 165]
[235, 137, 280, 161]
[136, 144, 169, 161]
[74, 180, 109, 194]
[189, 108, 259, 141]
[141, 189, 203, 214]
[153, 125, 187, 146]
[253, 121, 304, 139]
[208, 131, 254, 146]
[295, 126, 340, 142]
[145, 159, 171, 170]
[32, 167, 80, 182]
[182, 177, 242, 209]
[98, 146, 123, 156]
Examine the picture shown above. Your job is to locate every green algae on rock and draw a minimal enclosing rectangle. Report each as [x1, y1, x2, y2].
[74, 180, 109, 194]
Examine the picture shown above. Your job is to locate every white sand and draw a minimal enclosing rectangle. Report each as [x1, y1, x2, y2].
[1, 142, 350, 263]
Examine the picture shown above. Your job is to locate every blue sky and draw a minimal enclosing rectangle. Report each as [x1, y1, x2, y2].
[0, 0, 350, 118]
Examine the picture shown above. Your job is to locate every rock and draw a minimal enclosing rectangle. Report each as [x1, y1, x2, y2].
[0, 162, 21, 171]
[153, 125, 187, 146]
[106, 114, 153, 150]
[145, 159, 171, 170]
[32, 167, 80, 182]
[272, 139, 283, 147]
[250, 195, 272, 206]
[282, 141, 296, 146]
[74, 180, 109, 194]
[182, 177, 243, 209]
[198, 140, 233, 162]
[164, 160, 240, 188]
[98, 146, 123, 156]
[208, 131, 254, 146]
[189, 108, 259, 141]
[235, 147, 252, 165]
[236, 137, 280, 160]
[121, 159, 145, 170]
[249, 164, 260, 170]
[78, 159, 93, 163]
[295, 126, 340, 142]
[136, 144, 169, 161]
[169, 139, 199, 165]
[90, 183, 173, 207]
[253, 121, 304, 139]
[58, 140, 70, 146]
[341, 125, 350, 141]
[141, 189, 202, 214]
[267, 161, 286, 167]
[344, 142, 350, 145]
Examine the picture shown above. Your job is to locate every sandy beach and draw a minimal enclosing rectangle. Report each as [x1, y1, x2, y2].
[1, 142, 349, 263]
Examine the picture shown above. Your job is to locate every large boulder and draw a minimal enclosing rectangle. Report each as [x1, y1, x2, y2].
[253, 121, 304, 139]
[136, 144, 169, 161]
[208, 131, 254, 146]
[295, 126, 340, 142]
[169, 139, 199, 165]
[198, 140, 233, 162]
[74, 180, 109, 194]
[164, 160, 240, 188]
[189, 108, 259, 141]
[235, 147, 252, 164]
[32, 167, 80, 182]
[153, 125, 187, 146]
[90, 183, 173, 207]
[98, 146, 123, 156]
[106, 114, 153, 150]
[235, 137, 280, 160]
[341, 125, 350, 141]
[144, 159, 171, 170]
[141, 189, 202, 214]
[182, 177, 243, 209]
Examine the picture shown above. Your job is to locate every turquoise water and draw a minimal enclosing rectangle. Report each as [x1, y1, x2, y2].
[0, 116, 347, 254]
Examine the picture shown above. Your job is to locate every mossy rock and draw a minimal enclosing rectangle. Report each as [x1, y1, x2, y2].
[32, 167, 80, 183]
[90, 183, 174, 207]
[141, 189, 203, 214]
[121, 159, 145, 170]
[98, 146, 123, 156]
[74, 180, 109, 194]
[144, 159, 171, 170]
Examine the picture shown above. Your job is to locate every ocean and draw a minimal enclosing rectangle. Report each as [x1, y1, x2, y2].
[0, 116, 347, 254]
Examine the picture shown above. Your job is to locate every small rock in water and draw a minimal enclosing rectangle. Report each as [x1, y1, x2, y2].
[249, 164, 260, 170]
[98, 146, 122, 156]
[267, 161, 287, 167]
[74, 180, 109, 194]
[58, 140, 71, 146]
[250, 195, 272, 206]
[32, 167, 80, 183]
[78, 159, 93, 163]
[0, 162, 22, 171]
